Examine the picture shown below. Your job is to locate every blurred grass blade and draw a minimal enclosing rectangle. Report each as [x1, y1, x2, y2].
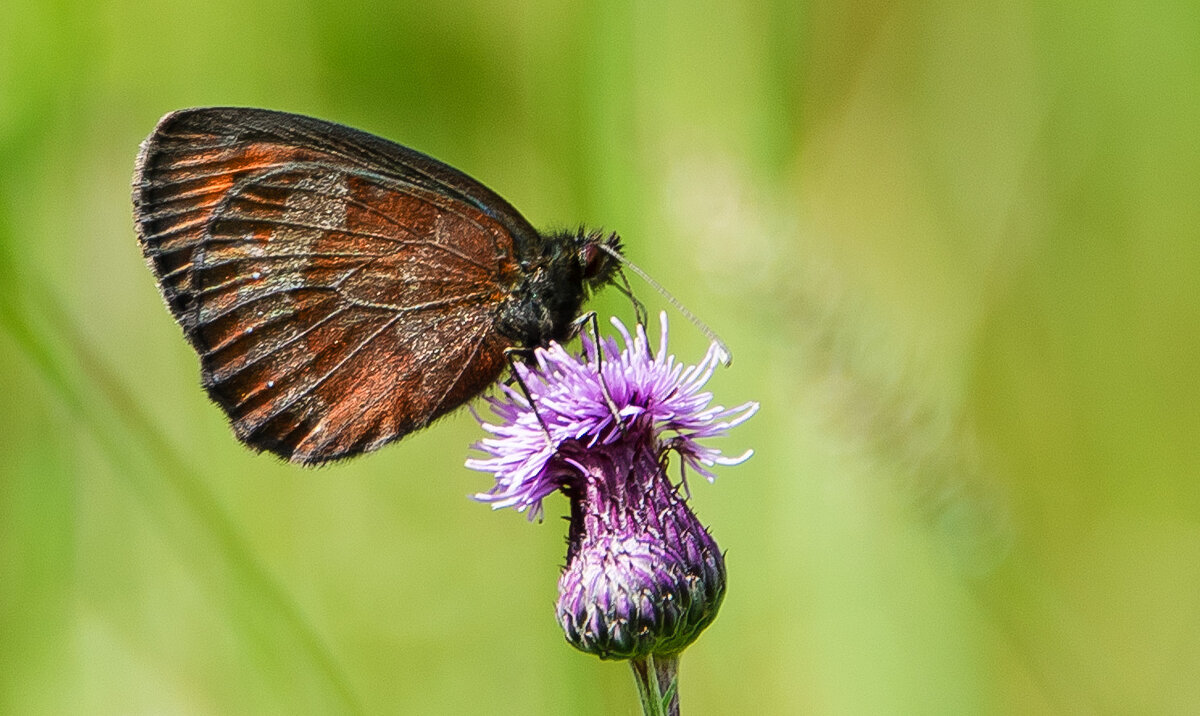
[0, 250, 363, 714]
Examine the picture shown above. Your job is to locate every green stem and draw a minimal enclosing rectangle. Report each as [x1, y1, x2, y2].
[630, 653, 680, 716]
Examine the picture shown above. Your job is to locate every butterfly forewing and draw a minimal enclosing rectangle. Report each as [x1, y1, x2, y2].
[134, 108, 522, 463]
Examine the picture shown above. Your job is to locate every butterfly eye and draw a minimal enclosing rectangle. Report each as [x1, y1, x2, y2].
[580, 243, 607, 280]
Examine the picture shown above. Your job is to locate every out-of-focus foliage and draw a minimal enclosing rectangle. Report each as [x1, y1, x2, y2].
[2, 1, 1198, 713]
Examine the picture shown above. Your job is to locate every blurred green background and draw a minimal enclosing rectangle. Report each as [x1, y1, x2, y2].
[2, 1, 1199, 713]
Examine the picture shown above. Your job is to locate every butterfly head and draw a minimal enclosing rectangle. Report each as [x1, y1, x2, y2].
[577, 229, 622, 292]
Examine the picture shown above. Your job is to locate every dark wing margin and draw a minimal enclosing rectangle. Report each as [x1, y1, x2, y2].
[132, 108, 527, 463]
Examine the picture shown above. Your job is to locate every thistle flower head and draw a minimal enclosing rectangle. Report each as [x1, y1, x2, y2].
[468, 314, 757, 517]
[467, 313, 757, 659]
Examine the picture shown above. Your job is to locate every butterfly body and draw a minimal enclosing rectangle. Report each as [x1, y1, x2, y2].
[133, 108, 619, 464]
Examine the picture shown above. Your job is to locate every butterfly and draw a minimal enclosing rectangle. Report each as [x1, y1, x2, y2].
[133, 107, 621, 465]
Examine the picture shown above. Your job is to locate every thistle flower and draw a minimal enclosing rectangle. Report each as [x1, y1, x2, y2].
[467, 313, 757, 713]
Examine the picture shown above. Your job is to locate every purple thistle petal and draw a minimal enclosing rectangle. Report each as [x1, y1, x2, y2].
[467, 313, 758, 517]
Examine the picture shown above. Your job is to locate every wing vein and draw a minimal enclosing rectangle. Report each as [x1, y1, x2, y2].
[209, 306, 347, 389]
[223, 185, 493, 273]
[195, 285, 335, 326]
[210, 217, 490, 272]
[431, 322, 491, 416]
[255, 314, 402, 434]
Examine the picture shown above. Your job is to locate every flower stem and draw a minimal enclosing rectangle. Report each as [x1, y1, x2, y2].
[630, 653, 680, 716]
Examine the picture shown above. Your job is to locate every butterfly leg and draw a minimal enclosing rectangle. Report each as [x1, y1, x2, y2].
[503, 347, 554, 445]
[612, 266, 649, 328]
[571, 311, 623, 430]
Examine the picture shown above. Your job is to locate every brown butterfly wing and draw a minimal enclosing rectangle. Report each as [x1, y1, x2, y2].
[133, 108, 531, 463]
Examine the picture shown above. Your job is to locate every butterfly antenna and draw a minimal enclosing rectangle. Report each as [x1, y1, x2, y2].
[597, 242, 733, 366]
